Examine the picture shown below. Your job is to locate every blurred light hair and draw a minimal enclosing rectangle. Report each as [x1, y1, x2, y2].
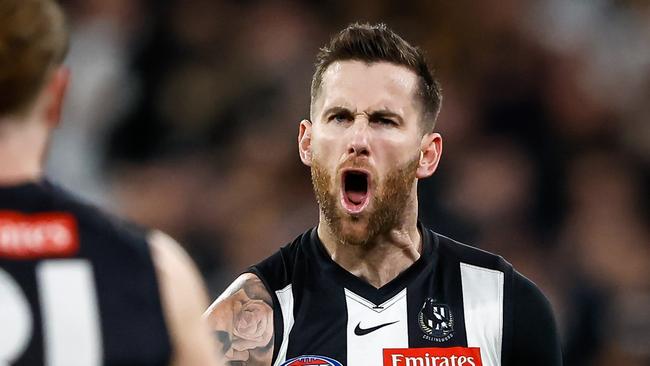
[0, 0, 68, 117]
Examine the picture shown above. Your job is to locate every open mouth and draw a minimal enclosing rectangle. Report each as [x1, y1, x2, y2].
[341, 170, 370, 214]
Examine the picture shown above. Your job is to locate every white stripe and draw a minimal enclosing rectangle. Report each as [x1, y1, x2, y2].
[0, 268, 33, 365]
[37, 260, 102, 366]
[273, 284, 294, 366]
[460, 262, 504, 366]
[345, 288, 409, 366]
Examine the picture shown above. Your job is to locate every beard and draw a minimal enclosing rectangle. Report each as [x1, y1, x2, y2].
[311, 154, 419, 247]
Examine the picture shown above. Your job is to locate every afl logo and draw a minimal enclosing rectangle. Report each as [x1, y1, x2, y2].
[418, 298, 454, 342]
[280, 355, 343, 366]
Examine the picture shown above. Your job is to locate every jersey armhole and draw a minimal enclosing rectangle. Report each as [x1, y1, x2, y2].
[246, 267, 284, 364]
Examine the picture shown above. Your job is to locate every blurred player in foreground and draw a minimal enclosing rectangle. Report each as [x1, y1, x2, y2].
[205, 23, 562, 365]
[0, 0, 218, 365]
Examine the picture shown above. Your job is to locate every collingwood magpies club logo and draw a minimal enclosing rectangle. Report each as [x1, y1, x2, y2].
[418, 298, 454, 342]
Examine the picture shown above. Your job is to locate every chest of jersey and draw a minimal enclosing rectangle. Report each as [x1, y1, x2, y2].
[274, 259, 504, 366]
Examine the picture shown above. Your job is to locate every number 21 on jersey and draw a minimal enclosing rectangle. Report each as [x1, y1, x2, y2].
[0, 260, 101, 366]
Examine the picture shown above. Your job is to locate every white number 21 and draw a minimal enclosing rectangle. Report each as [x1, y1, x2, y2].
[0, 260, 102, 366]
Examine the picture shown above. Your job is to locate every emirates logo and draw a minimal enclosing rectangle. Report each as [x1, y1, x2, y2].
[383, 347, 482, 366]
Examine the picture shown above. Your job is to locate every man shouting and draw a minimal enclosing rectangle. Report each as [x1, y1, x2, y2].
[205, 23, 562, 366]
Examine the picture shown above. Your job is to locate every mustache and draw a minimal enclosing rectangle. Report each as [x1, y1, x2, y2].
[337, 157, 374, 173]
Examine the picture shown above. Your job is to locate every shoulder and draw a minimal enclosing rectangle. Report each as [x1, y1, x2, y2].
[46, 183, 220, 365]
[249, 228, 313, 292]
[511, 271, 556, 323]
[47, 181, 151, 254]
[148, 231, 201, 284]
[430, 230, 561, 364]
[51, 183, 142, 233]
[509, 270, 562, 365]
[431, 231, 556, 316]
[432, 230, 513, 273]
[149, 231, 220, 366]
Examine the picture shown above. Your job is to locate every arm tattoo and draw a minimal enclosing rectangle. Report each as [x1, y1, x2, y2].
[207, 274, 274, 365]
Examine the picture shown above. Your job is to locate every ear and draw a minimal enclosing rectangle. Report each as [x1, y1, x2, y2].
[416, 132, 443, 179]
[45, 66, 70, 127]
[298, 119, 313, 166]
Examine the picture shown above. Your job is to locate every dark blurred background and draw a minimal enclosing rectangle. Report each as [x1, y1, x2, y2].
[49, 0, 650, 364]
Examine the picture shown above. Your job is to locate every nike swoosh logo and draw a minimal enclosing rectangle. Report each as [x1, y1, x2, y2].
[354, 320, 399, 336]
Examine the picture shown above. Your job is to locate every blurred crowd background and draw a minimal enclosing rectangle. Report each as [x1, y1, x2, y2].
[49, 0, 649, 364]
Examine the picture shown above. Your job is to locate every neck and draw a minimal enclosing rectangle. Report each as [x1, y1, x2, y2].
[0, 117, 47, 185]
[317, 192, 422, 289]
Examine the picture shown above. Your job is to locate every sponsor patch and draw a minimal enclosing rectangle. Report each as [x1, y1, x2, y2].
[0, 211, 79, 259]
[280, 355, 343, 366]
[384, 347, 482, 366]
[419, 298, 454, 342]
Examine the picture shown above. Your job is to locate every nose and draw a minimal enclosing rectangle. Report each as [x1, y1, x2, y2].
[347, 117, 371, 157]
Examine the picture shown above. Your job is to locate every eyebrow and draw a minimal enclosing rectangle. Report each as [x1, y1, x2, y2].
[367, 109, 404, 124]
[321, 106, 404, 124]
[321, 106, 352, 119]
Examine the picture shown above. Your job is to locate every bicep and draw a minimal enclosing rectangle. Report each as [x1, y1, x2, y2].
[205, 273, 274, 366]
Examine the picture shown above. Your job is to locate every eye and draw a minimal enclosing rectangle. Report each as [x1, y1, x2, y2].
[372, 116, 397, 126]
[329, 113, 351, 123]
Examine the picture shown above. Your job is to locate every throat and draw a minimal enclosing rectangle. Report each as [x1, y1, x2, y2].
[319, 225, 423, 289]
[350, 263, 411, 289]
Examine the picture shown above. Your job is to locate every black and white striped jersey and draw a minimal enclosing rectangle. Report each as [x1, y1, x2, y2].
[249, 223, 562, 366]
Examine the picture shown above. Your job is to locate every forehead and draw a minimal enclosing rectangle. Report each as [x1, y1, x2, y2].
[316, 60, 420, 114]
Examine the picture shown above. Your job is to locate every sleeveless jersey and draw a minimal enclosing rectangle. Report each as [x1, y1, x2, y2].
[0, 180, 171, 366]
[250, 224, 562, 366]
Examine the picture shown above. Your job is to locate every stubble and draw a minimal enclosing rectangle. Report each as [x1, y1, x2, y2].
[311, 154, 419, 247]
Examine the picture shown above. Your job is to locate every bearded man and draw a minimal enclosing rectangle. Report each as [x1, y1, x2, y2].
[205, 23, 562, 366]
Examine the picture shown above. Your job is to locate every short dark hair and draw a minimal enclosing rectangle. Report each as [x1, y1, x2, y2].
[0, 0, 68, 117]
[311, 23, 442, 131]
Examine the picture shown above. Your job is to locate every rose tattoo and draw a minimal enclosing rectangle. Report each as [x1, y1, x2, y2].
[207, 276, 274, 365]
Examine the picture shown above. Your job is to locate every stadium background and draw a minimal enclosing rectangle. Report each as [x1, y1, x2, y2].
[48, 0, 649, 364]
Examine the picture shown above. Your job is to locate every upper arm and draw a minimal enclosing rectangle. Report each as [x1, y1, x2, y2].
[204, 272, 275, 366]
[510, 272, 563, 365]
[149, 230, 219, 366]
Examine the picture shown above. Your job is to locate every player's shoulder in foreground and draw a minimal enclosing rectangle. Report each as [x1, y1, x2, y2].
[150, 231, 220, 366]
[53, 182, 142, 229]
[55, 182, 220, 365]
[45, 180, 151, 252]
